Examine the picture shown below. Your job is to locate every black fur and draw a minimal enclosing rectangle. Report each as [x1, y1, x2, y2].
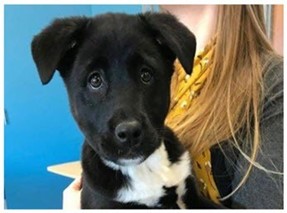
[31, 12, 223, 209]
[159, 186, 180, 209]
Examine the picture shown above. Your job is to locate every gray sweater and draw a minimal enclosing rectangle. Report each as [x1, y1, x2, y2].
[211, 56, 283, 209]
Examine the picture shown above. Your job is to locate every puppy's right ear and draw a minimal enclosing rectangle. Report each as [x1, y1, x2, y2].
[31, 17, 89, 85]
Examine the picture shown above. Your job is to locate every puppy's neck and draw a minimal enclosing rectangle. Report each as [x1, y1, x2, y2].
[102, 141, 191, 187]
[102, 140, 167, 171]
[101, 140, 192, 207]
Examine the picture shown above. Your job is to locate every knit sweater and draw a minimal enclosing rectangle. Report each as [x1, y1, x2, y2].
[211, 56, 284, 209]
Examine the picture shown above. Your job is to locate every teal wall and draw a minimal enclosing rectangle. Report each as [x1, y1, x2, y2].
[4, 5, 142, 209]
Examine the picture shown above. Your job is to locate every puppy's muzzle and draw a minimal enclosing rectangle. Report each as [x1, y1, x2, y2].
[114, 120, 142, 146]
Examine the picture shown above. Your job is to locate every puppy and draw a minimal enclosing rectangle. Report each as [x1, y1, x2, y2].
[32, 13, 222, 209]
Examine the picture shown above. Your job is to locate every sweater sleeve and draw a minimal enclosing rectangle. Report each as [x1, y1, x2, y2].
[231, 58, 283, 209]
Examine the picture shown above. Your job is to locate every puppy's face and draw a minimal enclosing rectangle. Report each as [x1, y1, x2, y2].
[31, 13, 196, 166]
[67, 18, 175, 165]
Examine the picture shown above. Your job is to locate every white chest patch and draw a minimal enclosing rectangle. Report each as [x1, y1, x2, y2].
[104, 142, 192, 207]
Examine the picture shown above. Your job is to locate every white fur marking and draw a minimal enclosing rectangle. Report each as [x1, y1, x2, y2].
[114, 142, 191, 207]
[176, 181, 187, 209]
[102, 157, 144, 170]
[118, 157, 144, 166]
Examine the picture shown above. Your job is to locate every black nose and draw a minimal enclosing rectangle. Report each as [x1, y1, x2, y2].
[115, 120, 142, 144]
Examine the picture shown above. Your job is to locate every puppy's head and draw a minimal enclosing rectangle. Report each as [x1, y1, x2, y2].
[31, 13, 196, 166]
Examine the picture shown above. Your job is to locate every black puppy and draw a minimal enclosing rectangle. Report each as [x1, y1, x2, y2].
[32, 13, 222, 209]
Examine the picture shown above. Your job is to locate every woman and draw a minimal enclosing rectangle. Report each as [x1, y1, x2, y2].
[162, 5, 283, 209]
[64, 5, 283, 209]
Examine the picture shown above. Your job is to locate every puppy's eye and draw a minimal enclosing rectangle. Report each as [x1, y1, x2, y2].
[88, 72, 102, 89]
[140, 67, 153, 84]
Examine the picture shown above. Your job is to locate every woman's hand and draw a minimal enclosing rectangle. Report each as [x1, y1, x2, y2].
[62, 176, 82, 209]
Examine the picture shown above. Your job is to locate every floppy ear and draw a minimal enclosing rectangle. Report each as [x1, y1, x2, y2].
[140, 13, 196, 75]
[31, 16, 89, 85]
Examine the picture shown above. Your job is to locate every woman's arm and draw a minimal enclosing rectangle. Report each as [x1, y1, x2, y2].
[231, 59, 283, 209]
[62, 176, 82, 209]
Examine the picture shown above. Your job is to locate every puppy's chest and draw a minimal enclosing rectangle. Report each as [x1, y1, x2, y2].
[115, 143, 191, 208]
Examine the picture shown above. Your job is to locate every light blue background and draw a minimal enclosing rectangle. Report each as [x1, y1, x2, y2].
[4, 5, 143, 209]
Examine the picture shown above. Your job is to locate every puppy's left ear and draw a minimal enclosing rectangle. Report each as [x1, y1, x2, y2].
[140, 13, 196, 75]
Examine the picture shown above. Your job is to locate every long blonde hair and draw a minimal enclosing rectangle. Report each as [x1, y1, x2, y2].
[166, 5, 282, 199]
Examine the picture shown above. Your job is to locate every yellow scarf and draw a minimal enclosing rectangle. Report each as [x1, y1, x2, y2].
[166, 38, 221, 203]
